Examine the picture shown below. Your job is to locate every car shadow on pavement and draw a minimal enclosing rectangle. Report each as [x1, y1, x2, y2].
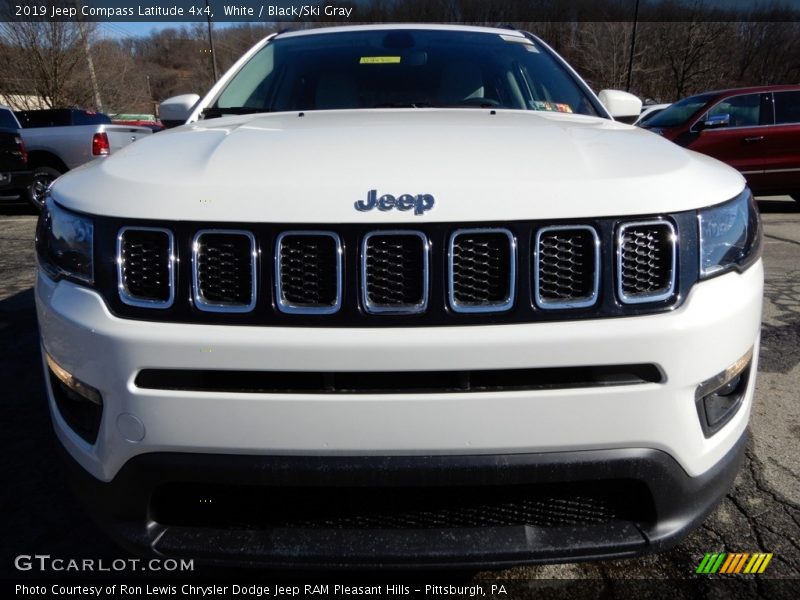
[0, 287, 121, 578]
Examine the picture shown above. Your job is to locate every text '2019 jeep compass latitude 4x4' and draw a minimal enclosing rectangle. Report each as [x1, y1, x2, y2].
[35, 25, 763, 568]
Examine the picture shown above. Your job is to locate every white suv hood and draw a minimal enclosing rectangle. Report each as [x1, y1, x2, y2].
[52, 109, 745, 222]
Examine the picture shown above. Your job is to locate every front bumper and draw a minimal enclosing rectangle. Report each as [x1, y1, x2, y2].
[56, 430, 748, 568]
[36, 259, 762, 566]
[36, 261, 763, 481]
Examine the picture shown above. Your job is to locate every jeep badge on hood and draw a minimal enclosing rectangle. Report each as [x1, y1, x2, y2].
[355, 189, 435, 215]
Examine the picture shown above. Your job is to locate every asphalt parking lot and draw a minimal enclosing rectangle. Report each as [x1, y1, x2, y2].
[1, 200, 799, 591]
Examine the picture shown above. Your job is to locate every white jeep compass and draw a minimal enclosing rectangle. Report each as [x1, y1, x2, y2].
[35, 24, 763, 568]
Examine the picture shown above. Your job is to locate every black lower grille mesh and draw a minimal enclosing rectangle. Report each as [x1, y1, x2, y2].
[364, 233, 426, 310]
[277, 234, 339, 309]
[537, 228, 597, 305]
[119, 229, 171, 303]
[619, 223, 674, 300]
[152, 480, 654, 530]
[451, 230, 513, 308]
[195, 232, 254, 307]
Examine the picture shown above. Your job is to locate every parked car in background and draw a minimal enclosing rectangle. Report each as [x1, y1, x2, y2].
[634, 103, 670, 126]
[640, 85, 800, 201]
[0, 106, 32, 206]
[15, 108, 153, 209]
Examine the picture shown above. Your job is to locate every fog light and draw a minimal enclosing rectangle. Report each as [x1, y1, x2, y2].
[46, 353, 103, 443]
[695, 349, 753, 438]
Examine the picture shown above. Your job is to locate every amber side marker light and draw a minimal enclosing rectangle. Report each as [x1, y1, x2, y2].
[695, 348, 753, 438]
[45, 352, 103, 443]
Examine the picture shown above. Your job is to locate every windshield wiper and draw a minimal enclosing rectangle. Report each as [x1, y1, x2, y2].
[370, 102, 433, 108]
[201, 106, 271, 119]
[370, 101, 502, 109]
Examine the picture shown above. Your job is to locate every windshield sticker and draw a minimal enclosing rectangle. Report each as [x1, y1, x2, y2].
[533, 101, 574, 113]
[360, 56, 402, 64]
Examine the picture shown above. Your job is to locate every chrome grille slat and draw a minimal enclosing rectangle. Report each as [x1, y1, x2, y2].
[192, 230, 257, 313]
[534, 225, 599, 309]
[362, 231, 429, 314]
[448, 228, 516, 313]
[617, 220, 676, 304]
[275, 231, 342, 314]
[116, 227, 174, 309]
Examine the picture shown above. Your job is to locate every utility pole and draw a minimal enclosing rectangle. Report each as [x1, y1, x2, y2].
[626, 0, 641, 92]
[206, 0, 219, 81]
[75, 1, 102, 110]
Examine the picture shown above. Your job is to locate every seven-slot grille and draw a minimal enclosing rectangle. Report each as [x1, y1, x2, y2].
[362, 231, 429, 314]
[192, 230, 257, 312]
[617, 221, 676, 304]
[115, 220, 679, 316]
[116, 227, 174, 308]
[449, 228, 516, 313]
[275, 232, 342, 314]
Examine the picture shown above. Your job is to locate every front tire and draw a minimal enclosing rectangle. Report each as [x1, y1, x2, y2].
[28, 166, 62, 211]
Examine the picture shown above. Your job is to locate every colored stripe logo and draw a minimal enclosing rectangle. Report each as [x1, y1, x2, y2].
[696, 552, 773, 574]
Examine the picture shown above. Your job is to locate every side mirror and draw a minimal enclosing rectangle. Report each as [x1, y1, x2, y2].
[598, 89, 643, 123]
[159, 93, 201, 129]
[700, 113, 730, 130]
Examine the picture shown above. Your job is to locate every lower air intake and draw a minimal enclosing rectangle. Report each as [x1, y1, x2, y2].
[152, 480, 654, 530]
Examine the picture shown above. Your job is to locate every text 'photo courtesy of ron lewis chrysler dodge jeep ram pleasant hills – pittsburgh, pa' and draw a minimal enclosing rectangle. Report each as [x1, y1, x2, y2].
[32, 20, 765, 572]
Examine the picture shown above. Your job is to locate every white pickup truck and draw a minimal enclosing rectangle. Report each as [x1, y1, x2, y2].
[16, 108, 152, 209]
[35, 24, 762, 568]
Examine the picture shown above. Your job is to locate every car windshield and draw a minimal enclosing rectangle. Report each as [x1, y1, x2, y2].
[208, 29, 602, 117]
[0, 109, 19, 129]
[645, 93, 716, 128]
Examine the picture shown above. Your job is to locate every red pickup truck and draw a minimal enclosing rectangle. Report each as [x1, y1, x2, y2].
[641, 85, 800, 201]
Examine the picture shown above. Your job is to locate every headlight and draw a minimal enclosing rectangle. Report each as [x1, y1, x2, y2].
[36, 196, 94, 283]
[698, 189, 761, 279]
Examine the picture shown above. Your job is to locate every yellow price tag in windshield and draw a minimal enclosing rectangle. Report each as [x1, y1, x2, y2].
[360, 56, 402, 64]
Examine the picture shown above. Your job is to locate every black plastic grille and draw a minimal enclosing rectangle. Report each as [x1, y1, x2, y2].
[277, 234, 339, 309]
[364, 233, 426, 310]
[152, 480, 654, 530]
[194, 232, 254, 307]
[450, 230, 513, 309]
[118, 229, 171, 304]
[619, 223, 675, 301]
[536, 227, 598, 305]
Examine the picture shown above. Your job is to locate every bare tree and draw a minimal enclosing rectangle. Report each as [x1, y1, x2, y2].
[646, 20, 729, 101]
[0, 21, 97, 108]
[573, 22, 643, 92]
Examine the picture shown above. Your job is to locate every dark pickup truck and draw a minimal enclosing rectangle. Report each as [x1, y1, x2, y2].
[0, 107, 32, 206]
